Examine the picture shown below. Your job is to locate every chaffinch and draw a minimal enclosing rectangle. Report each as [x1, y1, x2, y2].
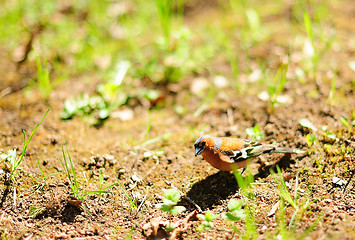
[194, 135, 304, 171]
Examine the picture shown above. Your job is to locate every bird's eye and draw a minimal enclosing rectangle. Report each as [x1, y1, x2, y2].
[201, 141, 206, 146]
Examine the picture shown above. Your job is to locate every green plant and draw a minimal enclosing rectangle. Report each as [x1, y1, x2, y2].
[224, 37, 241, 89]
[242, 8, 267, 46]
[302, 5, 316, 68]
[228, 0, 246, 12]
[233, 170, 258, 239]
[61, 94, 107, 120]
[35, 55, 51, 99]
[60, 146, 84, 200]
[225, 167, 322, 239]
[306, 134, 317, 147]
[270, 166, 323, 236]
[196, 210, 219, 231]
[29, 206, 46, 218]
[156, 188, 186, 232]
[28, 158, 60, 191]
[246, 125, 264, 141]
[339, 116, 355, 127]
[0, 109, 49, 183]
[263, 61, 289, 114]
[222, 199, 246, 234]
[156, 188, 186, 215]
[226, 171, 259, 238]
[60, 145, 113, 206]
[327, 72, 337, 102]
[117, 177, 138, 211]
[299, 118, 317, 131]
[300, 1, 335, 78]
[61, 60, 131, 125]
[155, 0, 174, 46]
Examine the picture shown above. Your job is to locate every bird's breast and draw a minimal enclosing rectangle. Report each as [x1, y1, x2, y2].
[201, 149, 248, 171]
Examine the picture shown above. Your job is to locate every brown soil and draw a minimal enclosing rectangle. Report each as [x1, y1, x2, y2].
[1, 2, 355, 240]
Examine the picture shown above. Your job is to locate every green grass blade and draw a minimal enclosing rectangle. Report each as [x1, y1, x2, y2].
[101, 183, 118, 191]
[67, 146, 78, 194]
[271, 166, 296, 208]
[303, 11, 313, 42]
[13, 109, 50, 173]
[60, 147, 75, 196]
[294, 174, 299, 201]
[117, 176, 137, 209]
[37, 158, 46, 181]
[296, 214, 322, 240]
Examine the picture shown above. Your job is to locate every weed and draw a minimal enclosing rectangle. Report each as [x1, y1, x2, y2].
[35, 55, 51, 99]
[1, 109, 49, 184]
[246, 125, 264, 141]
[31, 55, 65, 100]
[117, 177, 138, 211]
[61, 94, 107, 120]
[306, 134, 317, 147]
[61, 60, 132, 125]
[29, 206, 46, 218]
[222, 199, 246, 234]
[242, 8, 267, 46]
[28, 158, 60, 192]
[223, 36, 241, 89]
[59, 145, 114, 213]
[327, 72, 337, 102]
[339, 116, 355, 127]
[228, 0, 246, 12]
[228, 170, 258, 238]
[60, 145, 85, 200]
[140, 133, 171, 148]
[196, 210, 219, 231]
[300, 0, 335, 78]
[270, 166, 323, 236]
[227, 167, 321, 239]
[156, 188, 186, 231]
[263, 61, 289, 114]
[155, 0, 174, 46]
[299, 118, 317, 132]
[156, 188, 186, 216]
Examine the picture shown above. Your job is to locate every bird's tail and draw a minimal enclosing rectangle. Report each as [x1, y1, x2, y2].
[247, 144, 305, 158]
[270, 146, 305, 154]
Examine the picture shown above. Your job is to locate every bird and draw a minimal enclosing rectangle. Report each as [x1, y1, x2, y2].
[194, 135, 305, 171]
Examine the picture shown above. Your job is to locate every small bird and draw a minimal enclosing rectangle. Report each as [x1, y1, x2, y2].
[194, 135, 304, 171]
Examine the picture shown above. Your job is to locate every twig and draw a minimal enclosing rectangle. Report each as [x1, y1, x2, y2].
[0, 87, 12, 99]
[13, 186, 17, 208]
[166, 182, 202, 213]
[227, 108, 234, 127]
[0, 212, 5, 222]
[343, 168, 354, 193]
[137, 186, 149, 212]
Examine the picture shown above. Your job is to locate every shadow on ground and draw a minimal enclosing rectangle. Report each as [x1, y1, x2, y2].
[183, 153, 296, 210]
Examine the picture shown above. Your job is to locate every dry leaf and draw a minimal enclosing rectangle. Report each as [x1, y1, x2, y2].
[267, 200, 280, 217]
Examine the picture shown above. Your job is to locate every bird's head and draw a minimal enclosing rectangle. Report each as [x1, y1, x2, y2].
[194, 135, 221, 156]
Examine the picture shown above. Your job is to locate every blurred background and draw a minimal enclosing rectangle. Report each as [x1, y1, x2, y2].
[1, 0, 353, 123]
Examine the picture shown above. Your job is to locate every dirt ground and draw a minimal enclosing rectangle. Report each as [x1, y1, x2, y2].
[1, 1, 355, 240]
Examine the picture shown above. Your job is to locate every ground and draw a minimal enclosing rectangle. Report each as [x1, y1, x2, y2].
[0, 0, 354, 239]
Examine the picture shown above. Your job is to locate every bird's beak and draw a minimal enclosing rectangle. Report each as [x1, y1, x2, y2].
[195, 147, 204, 156]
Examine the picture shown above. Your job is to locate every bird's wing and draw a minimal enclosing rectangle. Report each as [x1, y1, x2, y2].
[220, 140, 266, 163]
